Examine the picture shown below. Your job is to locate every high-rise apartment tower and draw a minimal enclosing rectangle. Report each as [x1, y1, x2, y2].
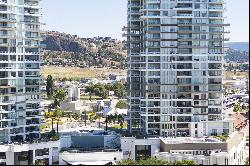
[0, 0, 59, 165]
[125, 0, 233, 137]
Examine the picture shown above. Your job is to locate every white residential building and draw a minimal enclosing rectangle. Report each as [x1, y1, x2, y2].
[0, 0, 59, 165]
[121, 131, 246, 165]
[125, 0, 232, 137]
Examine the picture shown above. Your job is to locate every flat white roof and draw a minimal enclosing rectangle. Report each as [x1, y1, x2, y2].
[160, 137, 222, 144]
[61, 151, 122, 164]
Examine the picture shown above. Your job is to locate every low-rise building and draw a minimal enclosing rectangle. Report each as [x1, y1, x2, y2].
[121, 131, 246, 165]
[60, 150, 122, 165]
[0, 141, 60, 165]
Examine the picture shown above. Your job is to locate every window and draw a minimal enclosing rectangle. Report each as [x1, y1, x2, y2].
[195, 124, 198, 128]
[194, 86, 199, 91]
[135, 145, 151, 160]
[35, 148, 49, 157]
[0, 152, 6, 159]
[203, 71, 206, 76]
[163, 11, 168, 16]
[195, 4, 200, 9]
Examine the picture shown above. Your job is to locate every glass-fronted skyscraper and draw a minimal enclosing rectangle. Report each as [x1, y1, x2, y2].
[125, 0, 233, 137]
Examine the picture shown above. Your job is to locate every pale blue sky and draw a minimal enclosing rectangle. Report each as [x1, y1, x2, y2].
[41, 0, 249, 42]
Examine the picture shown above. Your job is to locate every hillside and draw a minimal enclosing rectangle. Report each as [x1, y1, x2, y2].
[225, 49, 249, 63]
[42, 31, 248, 66]
[226, 42, 249, 52]
[41, 31, 127, 68]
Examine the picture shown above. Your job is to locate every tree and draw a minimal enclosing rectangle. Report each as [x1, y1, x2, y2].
[73, 113, 80, 121]
[114, 82, 126, 98]
[53, 89, 67, 108]
[46, 75, 54, 99]
[88, 112, 96, 123]
[233, 102, 242, 112]
[118, 158, 196, 165]
[245, 157, 249, 165]
[85, 83, 95, 101]
[49, 89, 67, 134]
[54, 108, 62, 134]
[48, 109, 56, 134]
[116, 100, 128, 109]
[118, 159, 136, 165]
[242, 104, 247, 110]
[104, 83, 114, 91]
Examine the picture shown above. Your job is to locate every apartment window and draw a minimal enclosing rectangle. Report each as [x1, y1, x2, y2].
[201, 12, 207, 17]
[195, 4, 200, 9]
[194, 95, 199, 100]
[201, 35, 206, 39]
[163, 11, 168, 16]
[194, 11, 200, 17]
[195, 124, 198, 128]
[35, 148, 49, 157]
[194, 86, 199, 91]
[0, 152, 6, 159]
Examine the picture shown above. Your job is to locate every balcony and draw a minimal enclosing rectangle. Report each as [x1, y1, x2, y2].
[208, 110, 222, 114]
[177, 117, 191, 122]
[177, 130, 190, 137]
[209, 0, 225, 3]
[177, 101, 192, 107]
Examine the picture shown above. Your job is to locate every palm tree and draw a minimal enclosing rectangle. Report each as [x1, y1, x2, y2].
[73, 113, 80, 121]
[54, 107, 62, 134]
[49, 89, 67, 135]
[48, 110, 56, 134]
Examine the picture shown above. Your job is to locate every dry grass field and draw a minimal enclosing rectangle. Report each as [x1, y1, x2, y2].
[41, 66, 127, 80]
[225, 71, 249, 77]
[42, 66, 248, 80]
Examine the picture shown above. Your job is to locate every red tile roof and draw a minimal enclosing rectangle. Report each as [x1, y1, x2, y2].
[232, 113, 248, 128]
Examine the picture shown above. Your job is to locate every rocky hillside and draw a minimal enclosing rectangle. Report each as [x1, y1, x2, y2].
[225, 49, 249, 63]
[41, 31, 127, 68]
[42, 31, 248, 67]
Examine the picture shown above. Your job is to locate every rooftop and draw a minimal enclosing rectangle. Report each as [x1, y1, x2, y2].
[160, 136, 223, 144]
[61, 151, 122, 165]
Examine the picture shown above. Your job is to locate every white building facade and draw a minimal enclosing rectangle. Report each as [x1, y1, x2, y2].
[0, 0, 60, 165]
[121, 132, 246, 165]
[125, 0, 232, 137]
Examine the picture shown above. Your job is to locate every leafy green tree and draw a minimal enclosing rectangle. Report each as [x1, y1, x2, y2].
[116, 100, 128, 109]
[118, 158, 196, 165]
[53, 89, 67, 108]
[88, 112, 96, 122]
[85, 83, 108, 99]
[85, 83, 95, 101]
[46, 75, 54, 99]
[245, 157, 249, 165]
[114, 82, 126, 98]
[104, 83, 114, 91]
[233, 102, 242, 112]
[118, 159, 136, 165]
